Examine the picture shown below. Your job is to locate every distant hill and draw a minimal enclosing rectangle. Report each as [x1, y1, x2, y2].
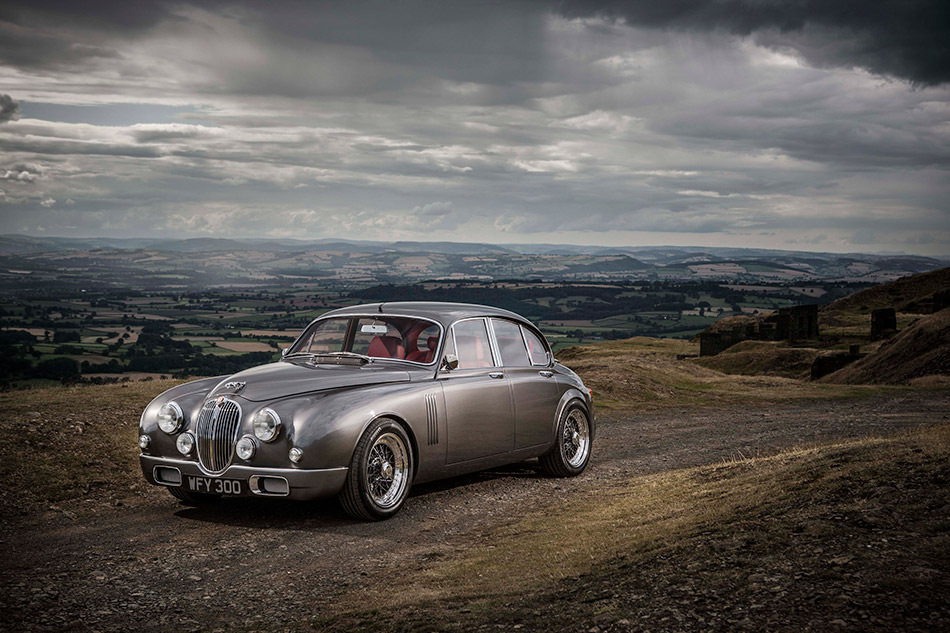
[822, 267, 950, 317]
[822, 309, 950, 384]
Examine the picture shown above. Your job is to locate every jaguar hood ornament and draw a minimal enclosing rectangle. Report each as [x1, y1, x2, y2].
[222, 381, 246, 392]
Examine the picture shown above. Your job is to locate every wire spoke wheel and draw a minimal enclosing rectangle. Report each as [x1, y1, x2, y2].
[539, 402, 593, 477]
[562, 408, 591, 467]
[364, 431, 410, 509]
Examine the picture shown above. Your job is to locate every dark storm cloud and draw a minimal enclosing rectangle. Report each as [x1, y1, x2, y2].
[0, 94, 19, 124]
[556, 0, 950, 85]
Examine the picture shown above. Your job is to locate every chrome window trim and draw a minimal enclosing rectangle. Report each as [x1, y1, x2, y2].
[288, 313, 445, 367]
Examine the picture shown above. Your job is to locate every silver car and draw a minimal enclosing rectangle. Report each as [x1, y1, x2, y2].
[138, 302, 594, 520]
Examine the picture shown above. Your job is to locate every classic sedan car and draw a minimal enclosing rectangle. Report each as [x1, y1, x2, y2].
[139, 302, 594, 520]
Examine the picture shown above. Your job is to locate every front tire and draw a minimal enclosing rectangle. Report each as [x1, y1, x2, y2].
[339, 418, 414, 521]
[167, 486, 221, 506]
[539, 402, 593, 477]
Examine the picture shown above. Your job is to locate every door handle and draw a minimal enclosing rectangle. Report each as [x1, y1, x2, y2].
[538, 370, 553, 378]
[489, 372, 505, 379]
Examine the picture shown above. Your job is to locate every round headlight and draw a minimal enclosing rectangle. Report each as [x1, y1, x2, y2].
[139, 435, 150, 450]
[236, 436, 257, 461]
[253, 408, 281, 442]
[176, 432, 195, 456]
[289, 447, 303, 464]
[157, 402, 183, 434]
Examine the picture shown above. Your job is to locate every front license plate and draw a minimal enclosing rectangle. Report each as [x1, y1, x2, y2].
[185, 475, 243, 496]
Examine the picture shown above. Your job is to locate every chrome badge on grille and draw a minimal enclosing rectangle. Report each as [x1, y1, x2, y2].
[222, 381, 246, 392]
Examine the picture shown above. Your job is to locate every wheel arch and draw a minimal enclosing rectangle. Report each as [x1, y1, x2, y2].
[357, 412, 421, 478]
[554, 388, 593, 438]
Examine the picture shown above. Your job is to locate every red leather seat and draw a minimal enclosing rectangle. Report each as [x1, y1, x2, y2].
[407, 335, 439, 363]
[368, 336, 405, 359]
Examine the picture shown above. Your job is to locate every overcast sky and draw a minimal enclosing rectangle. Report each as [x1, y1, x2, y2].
[0, 0, 948, 254]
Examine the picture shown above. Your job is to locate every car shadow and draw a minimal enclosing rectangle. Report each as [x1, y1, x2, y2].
[172, 460, 543, 529]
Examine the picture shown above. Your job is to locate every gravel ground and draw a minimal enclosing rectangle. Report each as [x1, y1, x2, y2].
[1, 392, 948, 632]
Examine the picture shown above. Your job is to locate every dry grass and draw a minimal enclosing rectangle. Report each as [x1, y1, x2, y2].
[693, 340, 821, 379]
[560, 337, 891, 411]
[214, 340, 276, 352]
[823, 309, 950, 384]
[0, 379, 184, 516]
[322, 423, 950, 631]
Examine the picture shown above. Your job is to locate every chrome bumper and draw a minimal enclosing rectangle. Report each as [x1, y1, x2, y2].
[140, 455, 348, 501]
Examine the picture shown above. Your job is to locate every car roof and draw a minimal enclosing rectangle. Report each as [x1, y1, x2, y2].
[319, 301, 533, 330]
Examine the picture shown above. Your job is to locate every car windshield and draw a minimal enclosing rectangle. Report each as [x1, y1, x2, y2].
[287, 316, 442, 364]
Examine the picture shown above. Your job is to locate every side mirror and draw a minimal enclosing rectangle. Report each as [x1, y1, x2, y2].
[281, 347, 289, 358]
[441, 354, 459, 371]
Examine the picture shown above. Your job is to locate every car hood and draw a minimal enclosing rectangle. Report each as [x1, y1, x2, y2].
[207, 360, 412, 402]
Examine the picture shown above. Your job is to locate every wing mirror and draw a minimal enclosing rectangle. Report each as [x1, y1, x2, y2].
[281, 347, 289, 358]
[441, 354, 459, 371]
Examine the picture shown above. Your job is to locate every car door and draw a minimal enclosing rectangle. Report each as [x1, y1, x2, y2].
[489, 318, 559, 450]
[440, 318, 515, 464]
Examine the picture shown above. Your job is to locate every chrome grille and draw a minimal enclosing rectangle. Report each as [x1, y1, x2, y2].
[195, 398, 242, 473]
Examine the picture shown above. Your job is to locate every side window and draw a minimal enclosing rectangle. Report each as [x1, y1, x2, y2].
[452, 319, 494, 369]
[491, 319, 530, 367]
[522, 327, 549, 365]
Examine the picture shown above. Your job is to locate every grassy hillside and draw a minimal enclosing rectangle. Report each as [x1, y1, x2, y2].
[822, 266, 950, 318]
[0, 379, 183, 516]
[320, 423, 950, 632]
[692, 267, 950, 383]
[823, 309, 950, 385]
[557, 337, 887, 410]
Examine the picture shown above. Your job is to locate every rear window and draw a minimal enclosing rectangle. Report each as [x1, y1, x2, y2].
[522, 327, 549, 365]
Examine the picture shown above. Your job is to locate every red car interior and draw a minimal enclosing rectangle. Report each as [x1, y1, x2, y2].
[367, 335, 406, 359]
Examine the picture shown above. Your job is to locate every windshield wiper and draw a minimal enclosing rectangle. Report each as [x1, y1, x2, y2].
[308, 351, 374, 365]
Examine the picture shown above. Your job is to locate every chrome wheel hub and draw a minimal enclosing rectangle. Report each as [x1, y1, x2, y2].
[366, 431, 410, 509]
[562, 409, 591, 468]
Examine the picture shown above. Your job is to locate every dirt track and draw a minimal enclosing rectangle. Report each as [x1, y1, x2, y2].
[2, 393, 948, 633]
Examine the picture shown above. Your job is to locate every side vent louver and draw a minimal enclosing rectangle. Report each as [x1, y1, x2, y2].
[425, 393, 438, 445]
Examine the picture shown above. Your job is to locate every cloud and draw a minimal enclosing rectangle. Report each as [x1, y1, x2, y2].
[555, 0, 950, 85]
[0, 94, 19, 123]
[39, 197, 55, 207]
[0, 2, 945, 255]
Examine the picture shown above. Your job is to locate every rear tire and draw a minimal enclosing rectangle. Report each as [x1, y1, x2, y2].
[339, 418, 414, 521]
[538, 402, 593, 477]
[168, 486, 221, 506]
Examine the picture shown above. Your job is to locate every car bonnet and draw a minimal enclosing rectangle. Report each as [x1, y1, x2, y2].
[207, 360, 413, 402]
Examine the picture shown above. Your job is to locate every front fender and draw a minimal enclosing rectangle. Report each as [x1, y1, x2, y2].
[279, 380, 435, 471]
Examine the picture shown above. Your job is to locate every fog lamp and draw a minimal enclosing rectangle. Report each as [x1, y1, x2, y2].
[139, 435, 150, 450]
[176, 432, 194, 456]
[289, 447, 303, 464]
[236, 436, 257, 461]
